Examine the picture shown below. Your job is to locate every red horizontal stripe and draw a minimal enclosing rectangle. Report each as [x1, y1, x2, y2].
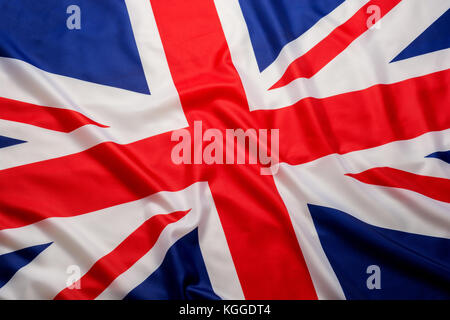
[0, 69, 448, 229]
[270, 0, 401, 89]
[346, 167, 450, 203]
[0, 96, 107, 132]
[54, 210, 190, 300]
[0, 131, 196, 230]
[256, 69, 450, 166]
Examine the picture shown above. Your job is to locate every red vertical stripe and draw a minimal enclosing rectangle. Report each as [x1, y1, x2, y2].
[150, 0, 318, 299]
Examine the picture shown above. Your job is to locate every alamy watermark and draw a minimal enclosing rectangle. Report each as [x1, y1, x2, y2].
[66, 264, 81, 289]
[366, 265, 381, 290]
[66, 5, 81, 30]
[367, 4, 382, 30]
[171, 121, 280, 175]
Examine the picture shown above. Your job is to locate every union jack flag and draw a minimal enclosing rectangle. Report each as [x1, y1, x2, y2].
[0, 0, 449, 300]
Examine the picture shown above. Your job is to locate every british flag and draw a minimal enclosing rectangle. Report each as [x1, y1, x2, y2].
[0, 0, 449, 300]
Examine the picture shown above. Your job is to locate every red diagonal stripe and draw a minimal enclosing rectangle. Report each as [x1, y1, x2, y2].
[54, 210, 190, 300]
[270, 0, 401, 89]
[0, 96, 107, 132]
[346, 167, 450, 203]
